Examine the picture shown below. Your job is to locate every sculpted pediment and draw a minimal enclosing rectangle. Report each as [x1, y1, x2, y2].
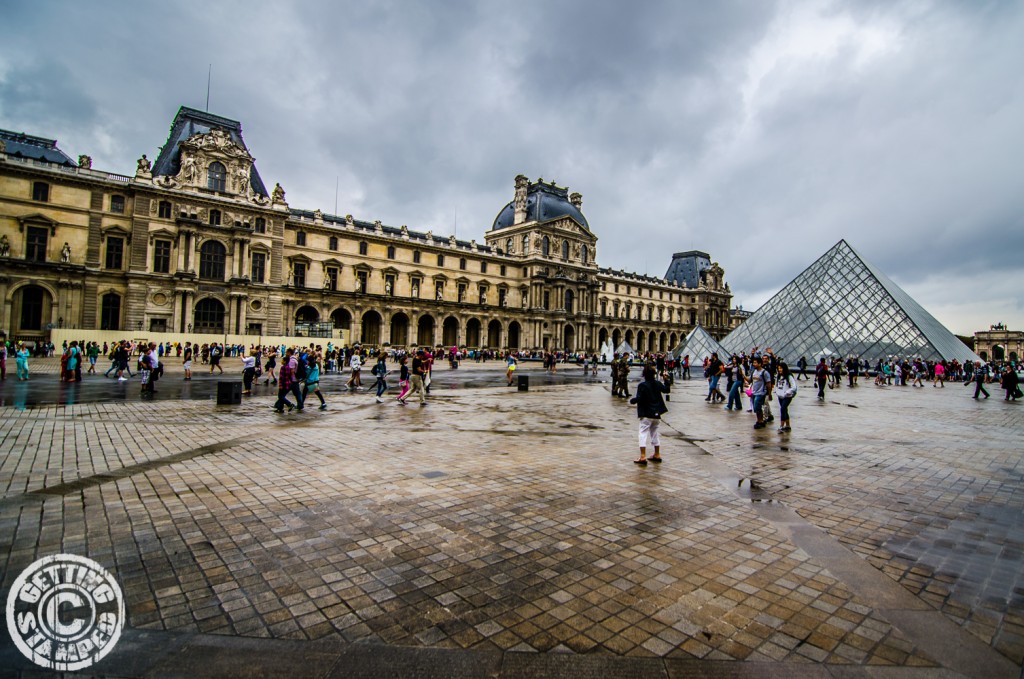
[160, 128, 257, 197]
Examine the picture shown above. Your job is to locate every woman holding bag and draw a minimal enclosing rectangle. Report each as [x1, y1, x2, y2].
[775, 362, 798, 432]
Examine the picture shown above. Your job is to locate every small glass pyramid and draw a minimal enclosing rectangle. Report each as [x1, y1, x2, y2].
[672, 325, 727, 363]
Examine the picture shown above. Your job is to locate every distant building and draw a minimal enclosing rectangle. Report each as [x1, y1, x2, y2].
[0, 107, 733, 351]
[973, 324, 1022, 363]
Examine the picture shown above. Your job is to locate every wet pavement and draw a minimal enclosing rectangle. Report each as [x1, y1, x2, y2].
[0, 362, 1022, 678]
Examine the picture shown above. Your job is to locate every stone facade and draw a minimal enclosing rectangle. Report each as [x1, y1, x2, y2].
[0, 108, 732, 351]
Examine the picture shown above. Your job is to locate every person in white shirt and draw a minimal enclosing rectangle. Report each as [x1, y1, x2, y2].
[345, 351, 363, 391]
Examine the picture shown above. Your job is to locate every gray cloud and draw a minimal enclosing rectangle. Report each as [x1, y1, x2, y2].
[1, 0, 1020, 335]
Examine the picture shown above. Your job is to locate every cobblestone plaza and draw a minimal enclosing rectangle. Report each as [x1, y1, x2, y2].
[0, 362, 1022, 677]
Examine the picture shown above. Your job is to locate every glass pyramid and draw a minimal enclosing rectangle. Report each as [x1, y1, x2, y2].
[720, 240, 980, 364]
[672, 325, 727, 362]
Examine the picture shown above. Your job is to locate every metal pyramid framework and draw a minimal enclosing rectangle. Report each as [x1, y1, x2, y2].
[672, 325, 727, 362]
[720, 240, 980, 363]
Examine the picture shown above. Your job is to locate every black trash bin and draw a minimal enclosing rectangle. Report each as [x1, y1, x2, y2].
[217, 381, 242, 405]
[517, 374, 529, 392]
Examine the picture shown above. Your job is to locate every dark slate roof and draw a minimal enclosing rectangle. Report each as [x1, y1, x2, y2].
[0, 129, 76, 166]
[597, 267, 673, 287]
[491, 180, 590, 231]
[288, 209, 495, 254]
[151, 106, 269, 196]
[664, 251, 711, 289]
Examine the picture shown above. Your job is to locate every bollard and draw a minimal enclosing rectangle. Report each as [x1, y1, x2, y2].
[517, 374, 529, 392]
[217, 381, 242, 405]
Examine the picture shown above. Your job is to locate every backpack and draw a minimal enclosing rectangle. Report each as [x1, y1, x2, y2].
[296, 355, 308, 380]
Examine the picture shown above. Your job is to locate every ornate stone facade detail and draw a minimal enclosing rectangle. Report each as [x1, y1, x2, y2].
[78, 155, 92, 169]
[514, 174, 529, 224]
[345, 214, 355, 229]
[175, 128, 255, 196]
[272, 182, 286, 204]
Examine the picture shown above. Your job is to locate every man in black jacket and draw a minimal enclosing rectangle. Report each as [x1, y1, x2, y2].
[630, 366, 670, 465]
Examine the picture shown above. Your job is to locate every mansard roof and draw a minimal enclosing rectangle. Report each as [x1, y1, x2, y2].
[0, 129, 76, 166]
[151, 106, 269, 196]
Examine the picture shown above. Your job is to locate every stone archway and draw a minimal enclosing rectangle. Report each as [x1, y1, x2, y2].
[508, 321, 521, 350]
[443, 316, 459, 347]
[466, 318, 481, 348]
[417, 314, 435, 347]
[598, 327, 608, 346]
[993, 345, 1006, 361]
[12, 284, 53, 338]
[625, 329, 634, 347]
[390, 312, 410, 347]
[563, 324, 575, 352]
[636, 330, 646, 353]
[330, 307, 353, 342]
[361, 310, 382, 345]
[295, 305, 319, 325]
[487, 319, 502, 349]
[659, 332, 668, 353]
[612, 329, 621, 348]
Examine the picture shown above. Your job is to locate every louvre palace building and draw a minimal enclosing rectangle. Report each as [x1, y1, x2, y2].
[0, 106, 732, 353]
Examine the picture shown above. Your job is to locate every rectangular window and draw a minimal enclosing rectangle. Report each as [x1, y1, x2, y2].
[209, 209, 221, 226]
[412, 277, 422, 298]
[478, 286, 487, 304]
[293, 262, 306, 288]
[498, 289, 507, 307]
[297, 231, 306, 246]
[481, 261, 488, 274]
[153, 239, 171, 273]
[105, 236, 124, 269]
[150, 318, 168, 333]
[543, 291, 550, 310]
[253, 217, 266, 234]
[246, 323, 263, 335]
[413, 250, 421, 264]
[437, 254, 445, 267]
[25, 226, 48, 262]
[158, 201, 172, 219]
[32, 182, 49, 202]
[357, 271, 368, 294]
[251, 252, 266, 283]
[110, 195, 125, 214]
[500, 265, 506, 276]
[457, 284, 467, 303]
[326, 267, 338, 291]
[385, 274, 396, 296]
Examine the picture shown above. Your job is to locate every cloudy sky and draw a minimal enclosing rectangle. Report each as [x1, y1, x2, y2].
[2, 1, 1021, 335]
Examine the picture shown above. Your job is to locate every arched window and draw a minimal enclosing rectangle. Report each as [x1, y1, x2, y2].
[542, 236, 550, 256]
[562, 240, 569, 260]
[522, 235, 529, 254]
[194, 298, 225, 333]
[581, 244, 588, 264]
[199, 240, 226, 280]
[207, 162, 226, 192]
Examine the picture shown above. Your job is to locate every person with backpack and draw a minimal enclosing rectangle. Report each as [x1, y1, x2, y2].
[968, 362, 990, 399]
[273, 348, 304, 412]
[775, 362, 798, 432]
[629, 366, 670, 465]
[814, 357, 829, 400]
[209, 343, 224, 374]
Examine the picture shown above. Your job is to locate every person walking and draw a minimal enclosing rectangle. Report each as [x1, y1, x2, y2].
[395, 355, 411, 403]
[183, 342, 194, 381]
[402, 350, 428, 406]
[0, 341, 7, 380]
[796, 356, 807, 381]
[143, 342, 160, 394]
[302, 352, 328, 410]
[372, 354, 389, 403]
[1001, 366, 1020, 401]
[725, 355, 745, 411]
[705, 352, 725, 403]
[775, 362, 798, 432]
[241, 350, 257, 395]
[209, 342, 224, 374]
[933, 361, 945, 387]
[629, 366, 670, 465]
[617, 354, 631, 398]
[814, 357, 829, 400]
[969, 362, 990, 399]
[346, 351, 363, 391]
[15, 343, 30, 381]
[273, 348, 304, 412]
[87, 342, 99, 375]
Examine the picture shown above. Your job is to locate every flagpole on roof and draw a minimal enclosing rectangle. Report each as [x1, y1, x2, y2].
[206, 65, 212, 112]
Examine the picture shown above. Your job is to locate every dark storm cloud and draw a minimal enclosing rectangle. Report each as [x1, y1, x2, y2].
[1, 0, 1020, 334]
